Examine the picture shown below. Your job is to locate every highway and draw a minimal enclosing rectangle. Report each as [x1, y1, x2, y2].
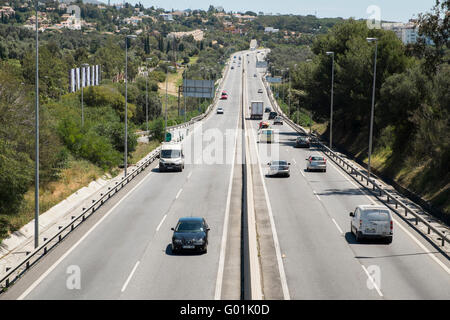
[244, 51, 450, 299]
[6, 53, 243, 300]
[2, 49, 449, 300]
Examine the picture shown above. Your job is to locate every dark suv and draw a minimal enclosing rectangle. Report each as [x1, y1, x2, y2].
[268, 111, 278, 120]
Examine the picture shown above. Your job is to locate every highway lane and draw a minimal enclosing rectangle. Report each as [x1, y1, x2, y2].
[245, 50, 450, 299]
[18, 53, 244, 299]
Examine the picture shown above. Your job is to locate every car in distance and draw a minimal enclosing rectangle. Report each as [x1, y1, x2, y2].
[266, 160, 290, 177]
[265, 107, 271, 113]
[306, 154, 327, 172]
[220, 94, 228, 100]
[273, 116, 283, 125]
[258, 128, 274, 143]
[350, 205, 393, 243]
[231, 66, 234, 70]
[159, 143, 184, 172]
[295, 136, 310, 148]
[268, 111, 278, 120]
[259, 120, 270, 129]
[217, 107, 224, 114]
[171, 217, 210, 253]
[254, 74, 257, 77]
[258, 88, 263, 93]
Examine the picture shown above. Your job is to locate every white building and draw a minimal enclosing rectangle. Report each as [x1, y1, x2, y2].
[160, 13, 173, 21]
[264, 27, 279, 33]
[382, 21, 432, 45]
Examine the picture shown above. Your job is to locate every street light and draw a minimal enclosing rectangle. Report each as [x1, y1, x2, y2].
[81, 63, 89, 127]
[145, 57, 152, 133]
[34, 0, 39, 249]
[366, 37, 378, 184]
[184, 64, 189, 123]
[124, 34, 137, 177]
[326, 51, 334, 149]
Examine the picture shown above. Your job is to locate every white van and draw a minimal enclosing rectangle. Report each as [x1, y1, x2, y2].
[258, 128, 274, 143]
[350, 205, 393, 243]
[159, 143, 184, 172]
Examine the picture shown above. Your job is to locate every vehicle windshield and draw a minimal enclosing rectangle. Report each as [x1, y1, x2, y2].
[310, 156, 324, 161]
[161, 149, 181, 158]
[175, 221, 204, 233]
[363, 210, 390, 221]
[271, 161, 287, 166]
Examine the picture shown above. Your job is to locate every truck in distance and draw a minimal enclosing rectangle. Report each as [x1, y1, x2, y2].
[250, 101, 264, 120]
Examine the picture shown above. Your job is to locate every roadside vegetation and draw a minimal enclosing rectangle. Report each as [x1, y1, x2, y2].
[266, 1, 450, 217]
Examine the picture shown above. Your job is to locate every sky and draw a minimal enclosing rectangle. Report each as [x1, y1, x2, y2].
[112, 0, 437, 23]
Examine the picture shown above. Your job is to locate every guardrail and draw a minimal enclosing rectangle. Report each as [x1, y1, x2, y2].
[0, 55, 233, 291]
[0, 147, 161, 290]
[262, 74, 449, 248]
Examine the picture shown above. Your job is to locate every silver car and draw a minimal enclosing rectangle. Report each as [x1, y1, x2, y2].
[266, 160, 290, 177]
[306, 155, 327, 172]
[217, 107, 224, 114]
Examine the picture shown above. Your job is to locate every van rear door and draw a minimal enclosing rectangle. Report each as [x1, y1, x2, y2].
[363, 210, 390, 235]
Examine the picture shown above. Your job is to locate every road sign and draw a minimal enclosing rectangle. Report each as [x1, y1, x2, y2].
[165, 132, 172, 142]
[266, 76, 282, 83]
[182, 79, 215, 98]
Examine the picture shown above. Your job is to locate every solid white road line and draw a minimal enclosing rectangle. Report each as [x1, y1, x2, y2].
[214, 61, 241, 300]
[326, 157, 450, 275]
[332, 218, 344, 234]
[313, 191, 321, 201]
[361, 265, 384, 297]
[249, 121, 291, 300]
[17, 172, 155, 300]
[121, 261, 140, 293]
[156, 214, 167, 232]
[175, 188, 183, 199]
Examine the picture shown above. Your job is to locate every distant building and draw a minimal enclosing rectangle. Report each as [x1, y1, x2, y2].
[168, 29, 204, 41]
[0, 6, 15, 17]
[123, 16, 142, 26]
[264, 27, 279, 33]
[160, 13, 173, 21]
[382, 21, 433, 45]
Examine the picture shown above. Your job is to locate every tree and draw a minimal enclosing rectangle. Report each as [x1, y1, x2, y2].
[416, 0, 450, 74]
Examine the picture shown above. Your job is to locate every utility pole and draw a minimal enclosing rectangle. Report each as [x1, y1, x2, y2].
[326, 51, 335, 149]
[366, 38, 378, 184]
[34, 0, 39, 249]
[124, 35, 136, 177]
[145, 57, 152, 133]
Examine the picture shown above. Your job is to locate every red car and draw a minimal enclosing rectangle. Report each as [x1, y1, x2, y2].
[220, 94, 228, 100]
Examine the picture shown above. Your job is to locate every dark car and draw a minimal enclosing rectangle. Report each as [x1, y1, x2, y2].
[295, 136, 310, 148]
[265, 107, 271, 113]
[171, 217, 210, 253]
[268, 111, 278, 120]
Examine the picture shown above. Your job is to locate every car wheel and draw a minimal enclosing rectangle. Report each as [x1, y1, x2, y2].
[355, 231, 361, 242]
[203, 245, 208, 253]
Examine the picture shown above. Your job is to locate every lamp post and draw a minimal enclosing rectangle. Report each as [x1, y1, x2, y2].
[34, 0, 39, 249]
[184, 64, 189, 123]
[145, 57, 152, 133]
[81, 63, 89, 127]
[305, 59, 313, 135]
[124, 34, 136, 177]
[366, 37, 378, 184]
[326, 51, 334, 149]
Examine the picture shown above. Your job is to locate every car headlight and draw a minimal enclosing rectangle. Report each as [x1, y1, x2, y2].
[194, 238, 205, 244]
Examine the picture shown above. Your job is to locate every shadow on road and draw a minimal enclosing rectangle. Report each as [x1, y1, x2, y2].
[344, 232, 390, 245]
[165, 244, 205, 256]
